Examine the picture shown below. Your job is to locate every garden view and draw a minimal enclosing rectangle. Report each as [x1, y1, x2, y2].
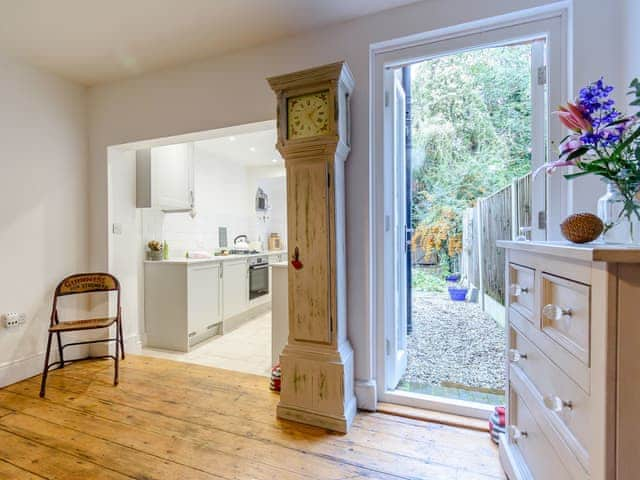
[399, 43, 535, 404]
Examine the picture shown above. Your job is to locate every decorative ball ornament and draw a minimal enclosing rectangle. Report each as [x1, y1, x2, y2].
[560, 213, 604, 243]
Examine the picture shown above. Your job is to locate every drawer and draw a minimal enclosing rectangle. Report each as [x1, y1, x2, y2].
[510, 328, 590, 470]
[508, 387, 574, 480]
[541, 273, 590, 365]
[508, 263, 536, 323]
[509, 306, 590, 393]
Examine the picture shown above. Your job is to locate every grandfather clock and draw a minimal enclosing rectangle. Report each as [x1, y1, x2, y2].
[267, 62, 356, 433]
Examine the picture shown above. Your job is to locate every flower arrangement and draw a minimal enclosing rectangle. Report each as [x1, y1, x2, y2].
[538, 77, 640, 241]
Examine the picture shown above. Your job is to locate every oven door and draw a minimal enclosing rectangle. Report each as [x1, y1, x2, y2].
[249, 264, 269, 300]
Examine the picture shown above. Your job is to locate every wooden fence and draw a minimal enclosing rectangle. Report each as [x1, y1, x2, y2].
[461, 172, 532, 305]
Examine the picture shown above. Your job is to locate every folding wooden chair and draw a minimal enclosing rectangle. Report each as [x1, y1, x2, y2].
[39, 273, 124, 397]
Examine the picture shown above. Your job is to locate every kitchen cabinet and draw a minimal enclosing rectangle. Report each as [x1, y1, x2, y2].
[145, 261, 222, 351]
[222, 259, 248, 320]
[136, 142, 195, 211]
[188, 263, 222, 340]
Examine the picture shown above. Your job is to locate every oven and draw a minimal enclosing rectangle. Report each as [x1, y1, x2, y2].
[249, 257, 269, 300]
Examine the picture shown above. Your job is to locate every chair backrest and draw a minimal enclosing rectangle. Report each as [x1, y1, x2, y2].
[55, 273, 120, 297]
[50, 273, 121, 327]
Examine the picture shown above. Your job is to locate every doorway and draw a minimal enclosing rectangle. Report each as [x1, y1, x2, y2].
[107, 120, 289, 378]
[373, 10, 567, 417]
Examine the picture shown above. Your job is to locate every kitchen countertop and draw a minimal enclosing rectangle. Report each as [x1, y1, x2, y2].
[271, 261, 288, 269]
[144, 250, 287, 265]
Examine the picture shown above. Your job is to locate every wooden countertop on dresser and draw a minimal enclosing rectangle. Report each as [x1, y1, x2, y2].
[497, 240, 640, 263]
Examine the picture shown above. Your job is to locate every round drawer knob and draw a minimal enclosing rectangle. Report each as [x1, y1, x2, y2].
[508, 349, 527, 363]
[542, 304, 573, 321]
[507, 425, 528, 441]
[510, 284, 529, 297]
[543, 395, 573, 412]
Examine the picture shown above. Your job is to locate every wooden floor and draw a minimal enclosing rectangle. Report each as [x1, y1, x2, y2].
[0, 355, 505, 479]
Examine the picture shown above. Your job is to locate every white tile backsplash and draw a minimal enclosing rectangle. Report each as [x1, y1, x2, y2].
[142, 146, 286, 258]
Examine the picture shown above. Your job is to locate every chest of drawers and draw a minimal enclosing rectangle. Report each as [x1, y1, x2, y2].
[497, 241, 640, 480]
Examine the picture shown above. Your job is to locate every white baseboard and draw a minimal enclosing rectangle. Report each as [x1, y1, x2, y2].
[0, 342, 87, 388]
[125, 334, 142, 354]
[0, 335, 141, 389]
[0, 352, 46, 388]
[355, 379, 377, 411]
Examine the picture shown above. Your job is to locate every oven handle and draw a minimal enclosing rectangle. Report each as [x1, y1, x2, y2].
[250, 264, 269, 270]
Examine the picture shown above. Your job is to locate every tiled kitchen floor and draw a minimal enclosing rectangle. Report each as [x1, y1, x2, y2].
[141, 312, 272, 377]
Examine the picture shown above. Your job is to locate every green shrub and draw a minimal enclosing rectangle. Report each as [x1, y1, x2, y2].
[412, 269, 446, 292]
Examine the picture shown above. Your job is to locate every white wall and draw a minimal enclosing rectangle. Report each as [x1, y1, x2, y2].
[0, 54, 88, 386]
[622, 0, 640, 89]
[87, 0, 634, 403]
[108, 149, 144, 352]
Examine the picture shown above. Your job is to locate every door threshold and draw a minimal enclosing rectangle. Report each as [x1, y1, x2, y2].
[376, 402, 489, 432]
[379, 389, 494, 421]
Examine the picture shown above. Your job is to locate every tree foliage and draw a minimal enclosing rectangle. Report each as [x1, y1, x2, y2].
[411, 45, 532, 267]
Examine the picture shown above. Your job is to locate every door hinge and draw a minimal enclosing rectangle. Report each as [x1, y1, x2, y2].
[537, 65, 547, 86]
[384, 90, 390, 107]
[537, 210, 547, 230]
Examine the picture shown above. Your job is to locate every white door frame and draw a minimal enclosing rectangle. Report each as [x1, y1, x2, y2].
[369, 2, 570, 418]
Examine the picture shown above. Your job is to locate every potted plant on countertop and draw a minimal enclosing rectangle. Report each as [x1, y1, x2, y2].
[537, 77, 640, 243]
[147, 240, 163, 261]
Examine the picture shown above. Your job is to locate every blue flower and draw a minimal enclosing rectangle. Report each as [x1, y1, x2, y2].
[577, 77, 623, 148]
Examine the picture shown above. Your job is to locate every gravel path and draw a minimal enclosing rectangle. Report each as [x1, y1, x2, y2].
[401, 291, 505, 391]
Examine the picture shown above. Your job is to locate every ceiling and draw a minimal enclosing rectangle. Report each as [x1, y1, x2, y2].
[194, 128, 283, 168]
[0, 0, 421, 86]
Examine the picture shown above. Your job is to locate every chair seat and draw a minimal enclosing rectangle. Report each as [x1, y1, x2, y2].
[49, 317, 117, 332]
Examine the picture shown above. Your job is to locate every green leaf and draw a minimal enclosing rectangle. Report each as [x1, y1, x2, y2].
[564, 171, 592, 180]
[611, 126, 640, 160]
[565, 146, 589, 162]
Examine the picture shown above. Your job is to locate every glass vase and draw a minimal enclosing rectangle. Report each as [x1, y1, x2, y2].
[596, 180, 640, 244]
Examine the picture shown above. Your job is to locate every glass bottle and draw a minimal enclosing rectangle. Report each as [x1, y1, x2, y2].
[597, 180, 640, 244]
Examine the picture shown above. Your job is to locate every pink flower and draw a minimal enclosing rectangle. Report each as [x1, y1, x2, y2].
[555, 102, 593, 132]
[533, 158, 578, 177]
[559, 135, 584, 155]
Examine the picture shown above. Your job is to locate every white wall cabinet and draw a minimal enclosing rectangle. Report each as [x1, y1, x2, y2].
[223, 259, 248, 320]
[137, 143, 195, 211]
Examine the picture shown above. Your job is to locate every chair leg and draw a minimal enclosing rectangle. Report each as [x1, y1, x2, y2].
[39, 332, 53, 398]
[56, 332, 64, 368]
[118, 318, 125, 360]
[114, 323, 120, 386]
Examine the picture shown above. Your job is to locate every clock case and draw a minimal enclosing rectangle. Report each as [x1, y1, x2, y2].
[268, 61, 356, 433]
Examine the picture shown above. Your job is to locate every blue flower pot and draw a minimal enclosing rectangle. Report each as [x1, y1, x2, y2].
[448, 287, 468, 301]
[445, 273, 461, 282]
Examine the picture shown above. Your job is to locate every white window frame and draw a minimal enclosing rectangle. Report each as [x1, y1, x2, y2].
[369, 3, 570, 418]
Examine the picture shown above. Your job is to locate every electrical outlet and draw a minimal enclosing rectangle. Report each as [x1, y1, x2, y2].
[3, 312, 25, 328]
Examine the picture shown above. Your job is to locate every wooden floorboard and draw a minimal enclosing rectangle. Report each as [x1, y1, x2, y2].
[0, 355, 505, 480]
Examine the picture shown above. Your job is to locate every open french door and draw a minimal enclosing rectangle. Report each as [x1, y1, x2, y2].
[384, 68, 408, 390]
[530, 39, 548, 241]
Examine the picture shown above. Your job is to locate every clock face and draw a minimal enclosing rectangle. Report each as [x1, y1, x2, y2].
[287, 90, 330, 140]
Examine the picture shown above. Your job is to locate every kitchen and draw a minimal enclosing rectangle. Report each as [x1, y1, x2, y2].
[115, 125, 289, 377]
